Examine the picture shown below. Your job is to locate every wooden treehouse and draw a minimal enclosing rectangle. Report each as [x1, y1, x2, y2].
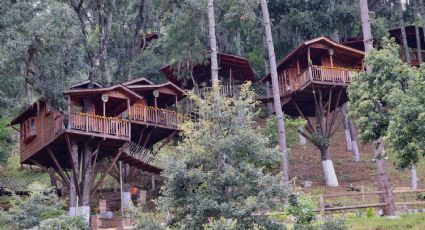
[10, 78, 187, 218]
[259, 37, 365, 187]
[389, 26, 425, 66]
[342, 26, 425, 66]
[259, 36, 364, 117]
[161, 52, 256, 99]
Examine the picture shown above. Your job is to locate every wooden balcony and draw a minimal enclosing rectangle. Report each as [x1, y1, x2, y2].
[256, 65, 361, 100]
[69, 113, 130, 139]
[401, 51, 425, 66]
[195, 83, 239, 98]
[128, 105, 188, 129]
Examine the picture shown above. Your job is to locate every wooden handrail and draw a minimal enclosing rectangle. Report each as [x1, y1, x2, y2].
[70, 113, 130, 137]
[129, 106, 189, 127]
[310, 65, 361, 84]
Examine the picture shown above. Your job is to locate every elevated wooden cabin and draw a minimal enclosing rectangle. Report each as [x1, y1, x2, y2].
[161, 52, 255, 97]
[389, 26, 425, 66]
[259, 37, 364, 117]
[11, 79, 187, 174]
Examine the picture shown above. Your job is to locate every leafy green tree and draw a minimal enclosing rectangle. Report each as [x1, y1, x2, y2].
[386, 65, 425, 170]
[348, 39, 411, 144]
[157, 84, 289, 229]
[0, 117, 13, 166]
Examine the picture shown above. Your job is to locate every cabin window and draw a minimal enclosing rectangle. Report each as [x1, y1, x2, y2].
[22, 117, 36, 142]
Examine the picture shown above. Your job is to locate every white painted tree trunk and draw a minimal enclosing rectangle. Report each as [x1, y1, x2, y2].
[299, 126, 306, 145]
[411, 165, 418, 190]
[260, 0, 290, 183]
[78, 206, 90, 223]
[322, 160, 339, 187]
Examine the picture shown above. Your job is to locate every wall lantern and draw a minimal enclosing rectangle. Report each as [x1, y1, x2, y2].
[153, 90, 160, 98]
[101, 94, 109, 103]
[328, 48, 334, 56]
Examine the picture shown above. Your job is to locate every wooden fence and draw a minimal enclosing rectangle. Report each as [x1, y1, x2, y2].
[317, 188, 425, 219]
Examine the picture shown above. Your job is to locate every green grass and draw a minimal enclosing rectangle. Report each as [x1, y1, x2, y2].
[346, 212, 425, 230]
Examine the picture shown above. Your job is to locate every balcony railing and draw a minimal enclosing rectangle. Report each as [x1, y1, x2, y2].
[310, 65, 360, 84]
[128, 105, 187, 128]
[195, 83, 239, 98]
[69, 113, 130, 138]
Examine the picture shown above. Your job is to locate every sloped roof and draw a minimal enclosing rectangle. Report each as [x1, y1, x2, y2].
[260, 36, 365, 82]
[122, 77, 155, 86]
[64, 84, 142, 102]
[69, 80, 103, 89]
[127, 81, 186, 96]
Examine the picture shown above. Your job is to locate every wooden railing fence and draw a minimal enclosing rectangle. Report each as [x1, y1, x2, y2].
[128, 106, 187, 128]
[317, 188, 425, 220]
[70, 113, 130, 137]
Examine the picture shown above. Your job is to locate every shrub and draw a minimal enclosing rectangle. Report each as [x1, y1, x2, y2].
[321, 219, 347, 230]
[366, 207, 375, 218]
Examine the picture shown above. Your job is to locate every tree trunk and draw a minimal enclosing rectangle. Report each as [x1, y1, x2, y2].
[373, 139, 396, 216]
[343, 104, 360, 161]
[299, 126, 306, 145]
[80, 144, 92, 222]
[420, 0, 425, 54]
[320, 148, 339, 187]
[236, 29, 242, 56]
[48, 167, 58, 195]
[360, 0, 396, 216]
[207, 0, 219, 90]
[68, 140, 79, 217]
[260, 0, 289, 183]
[414, 0, 423, 64]
[359, 0, 373, 53]
[411, 164, 418, 189]
[396, 0, 411, 64]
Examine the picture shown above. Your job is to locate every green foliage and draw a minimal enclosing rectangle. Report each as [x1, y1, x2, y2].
[0, 117, 13, 166]
[320, 219, 347, 230]
[366, 207, 375, 218]
[348, 39, 411, 143]
[0, 183, 87, 230]
[263, 115, 305, 149]
[288, 193, 316, 225]
[135, 212, 166, 230]
[386, 66, 425, 169]
[157, 84, 289, 229]
[202, 217, 237, 230]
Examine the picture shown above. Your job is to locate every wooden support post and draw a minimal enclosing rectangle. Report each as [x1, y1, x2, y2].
[151, 174, 156, 191]
[65, 134, 80, 198]
[142, 129, 154, 149]
[91, 143, 128, 197]
[47, 147, 70, 187]
[319, 194, 325, 221]
[156, 131, 178, 152]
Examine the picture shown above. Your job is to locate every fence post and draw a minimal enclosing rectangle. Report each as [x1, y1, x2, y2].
[319, 194, 325, 221]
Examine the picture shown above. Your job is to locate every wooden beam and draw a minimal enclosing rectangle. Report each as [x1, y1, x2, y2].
[156, 131, 178, 152]
[325, 89, 333, 135]
[142, 129, 154, 149]
[137, 127, 147, 145]
[47, 147, 70, 187]
[292, 99, 315, 134]
[65, 134, 80, 197]
[90, 143, 128, 196]
[327, 89, 343, 137]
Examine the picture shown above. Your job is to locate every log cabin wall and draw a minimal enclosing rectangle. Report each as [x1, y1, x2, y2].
[19, 102, 61, 161]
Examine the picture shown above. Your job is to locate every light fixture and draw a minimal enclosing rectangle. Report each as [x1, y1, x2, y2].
[328, 48, 334, 56]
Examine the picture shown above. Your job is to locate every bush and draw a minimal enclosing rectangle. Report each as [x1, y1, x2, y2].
[288, 194, 316, 225]
[366, 207, 375, 218]
[321, 219, 347, 230]
[0, 183, 86, 230]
